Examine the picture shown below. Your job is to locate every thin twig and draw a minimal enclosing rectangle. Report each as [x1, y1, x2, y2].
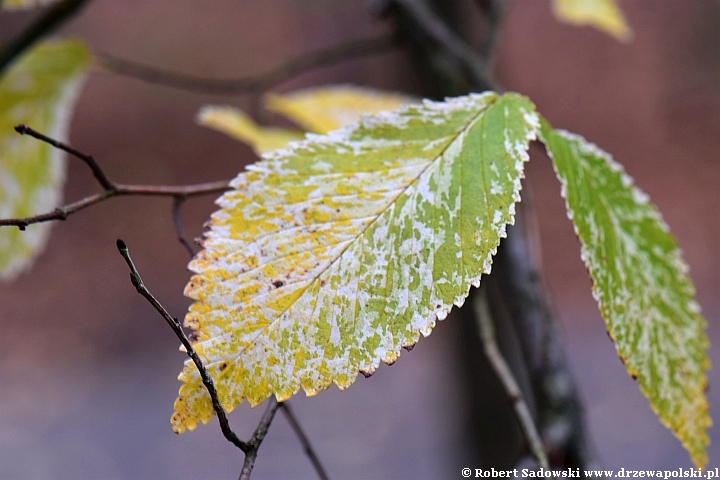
[115, 239, 248, 451]
[281, 403, 330, 480]
[0, 125, 231, 230]
[474, 288, 549, 470]
[15, 124, 114, 190]
[238, 398, 282, 480]
[96, 33, 397, 95]
[0, 0, 92, 73]
[172, 196, 196, 258]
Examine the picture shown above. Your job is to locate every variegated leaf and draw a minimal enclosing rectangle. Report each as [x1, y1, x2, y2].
[172, 92, 539, 432]
[540, 118, 710, 468]
[0, 39, 89, 280]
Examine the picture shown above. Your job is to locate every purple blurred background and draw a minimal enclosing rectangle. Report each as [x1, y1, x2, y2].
[0, 1, 718, 478]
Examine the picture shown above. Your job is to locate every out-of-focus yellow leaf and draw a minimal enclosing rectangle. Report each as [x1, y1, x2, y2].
[552, 0, 632, 42]
[197, 106, 304, 154]
[265, 85, 417, 134]
[0, 39, 89, 280]
[2, 0, 59, 9]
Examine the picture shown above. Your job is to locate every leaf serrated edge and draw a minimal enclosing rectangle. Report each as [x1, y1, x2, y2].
[538, 116, 710, 468]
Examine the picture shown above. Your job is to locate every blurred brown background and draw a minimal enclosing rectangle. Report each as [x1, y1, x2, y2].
[0, 1, 718, 478]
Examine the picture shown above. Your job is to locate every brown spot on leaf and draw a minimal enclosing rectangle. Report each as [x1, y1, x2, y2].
[219, 361, 228, 372]
[272, 280, 284, 288]
[403, 344, 415, 352]
[359, 370, 373, 378]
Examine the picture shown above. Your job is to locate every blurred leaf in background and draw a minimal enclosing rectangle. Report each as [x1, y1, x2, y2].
[0, 39, 89, 279]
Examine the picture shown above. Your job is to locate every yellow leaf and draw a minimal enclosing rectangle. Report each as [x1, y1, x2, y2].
[0, 39, 89, 279]
[2, 0, 59, 9]
[196, 105, 303, 155]
[552, 0, 632, 42]
[265, 85, 417, 134]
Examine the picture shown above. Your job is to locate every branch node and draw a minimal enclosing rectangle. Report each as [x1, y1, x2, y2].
[53, 207, 68, 220]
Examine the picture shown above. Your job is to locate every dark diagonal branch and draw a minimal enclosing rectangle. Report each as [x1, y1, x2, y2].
[15, 124, 114, 190]
[0, 125, 230, 231]
[0, 0, 92, 73]
[376, 0, 495, 96]
[172, 196, 196, 258]
[117, 240, 312, 480]
[97, 33, 397, 95]
[281, 403, 330, 480]
[116, 239, 247, 451]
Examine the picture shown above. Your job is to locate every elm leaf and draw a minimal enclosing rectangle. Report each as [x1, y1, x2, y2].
[172, 92, 539, 433]
[265, 85, 417, 134]
[552, 0, 632, 42]
[0, 39, 89, 280]
[196, 105, 304, 154]
[539, 117, 710, 468]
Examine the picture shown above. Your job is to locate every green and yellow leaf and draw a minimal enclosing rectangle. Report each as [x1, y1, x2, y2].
[552, 0, 632, 42]
[539, 118, 710, 467]
[196, 105, 304, 154]
[173, 92, 539, 432]
[265, 85, 417, 134]
[0, 39, 89, 280]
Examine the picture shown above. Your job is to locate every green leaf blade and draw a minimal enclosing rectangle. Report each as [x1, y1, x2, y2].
[173, 92, 539, 433]
[0, 39, 90, 280]
[539, 118, 710, 467]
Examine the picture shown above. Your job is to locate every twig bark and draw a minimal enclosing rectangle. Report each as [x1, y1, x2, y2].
[117, 240, 323, 480]
[0, 0, 92, 73]
[15, 123, 114, 190]
[238, 398, 282, 480]
[172, 196, 196, 258]
[474, 288, 549, 470]
[116, 239, 247, 451]
[281, 403, 330, 480]
[0, 125, 230, 230]
[96, 33, 397, 95]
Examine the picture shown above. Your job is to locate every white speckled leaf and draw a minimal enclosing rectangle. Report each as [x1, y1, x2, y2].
[539, 118, 710, 468]
[552, 0, 631, 42]
[173, 92, 539, 433]
[0, 39, 89, 280]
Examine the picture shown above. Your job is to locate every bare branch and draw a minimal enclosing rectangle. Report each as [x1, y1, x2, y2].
[96, 33, 397, 95]
[474, 288, 549, 470]
[15, 124, 115, 190]
[281, 403, 330, 480]
[238, 398, 282, 480]
[0, 125, 231, 230]
[172, 196, 196, 258]
[0, 0, 93, 73]
[115, 239, 248, 451]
